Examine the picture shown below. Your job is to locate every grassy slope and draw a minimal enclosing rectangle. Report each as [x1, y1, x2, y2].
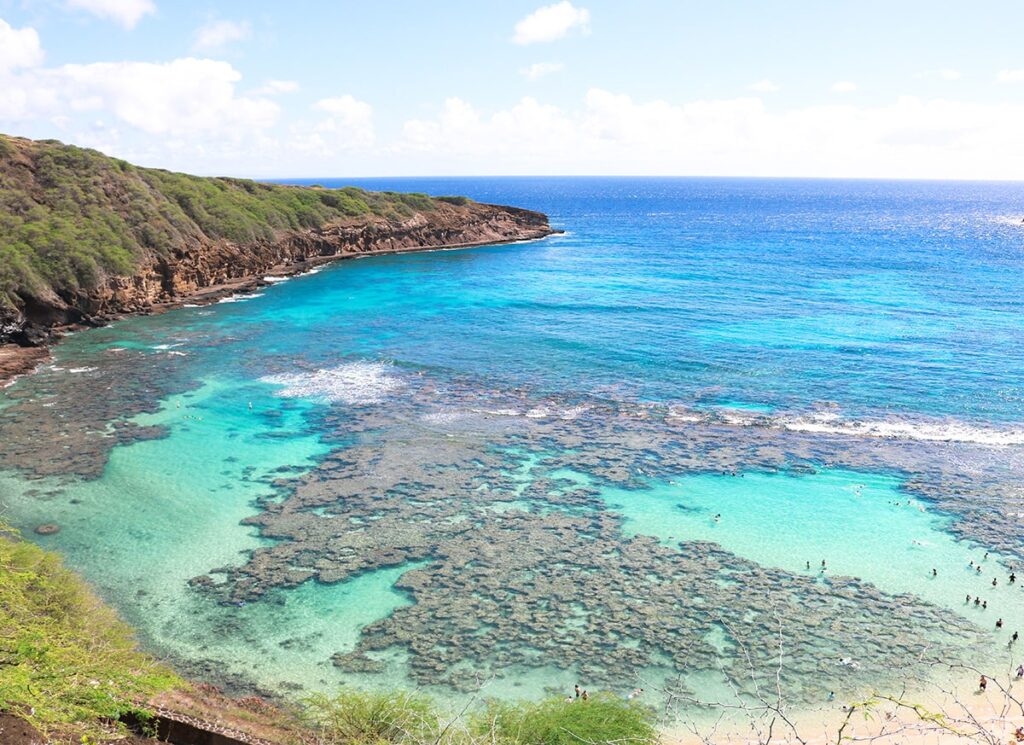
[0, 134, 454, 311]
[0, 524, 180, 740]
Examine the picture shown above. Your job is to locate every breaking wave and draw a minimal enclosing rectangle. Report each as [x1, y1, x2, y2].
[774, 412, 1024, 446]
[707, 408, 1024, 446]
[218, 293, 264, 304]
[261, 362, 404, 405]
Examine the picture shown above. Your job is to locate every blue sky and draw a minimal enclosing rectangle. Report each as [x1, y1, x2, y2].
[2, 0, 1024, 178]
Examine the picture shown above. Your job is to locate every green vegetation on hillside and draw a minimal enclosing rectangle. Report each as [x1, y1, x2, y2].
[0, 134, 459, 310]
[0, 523, 180, 740]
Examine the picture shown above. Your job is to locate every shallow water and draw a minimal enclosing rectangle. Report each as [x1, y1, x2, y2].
[2, 177, 1024, 718]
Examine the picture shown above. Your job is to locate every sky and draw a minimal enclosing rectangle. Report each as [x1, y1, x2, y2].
[2, 0, 1024, 179]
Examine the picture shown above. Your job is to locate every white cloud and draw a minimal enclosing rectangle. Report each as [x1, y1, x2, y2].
[66, 0, 155, 29]
[513, 1, 590, 45]
[312, 95, 375, 149]
[997, 69, 1024, 83]
[831, 81, 858, 93]
[0, 57, 278, 139]
[192, 19, 251, 52]
[391, 89, 1024, 179]
[0, 18, 44, 73]
[520, 62, 564, 80]
[252, 79, 299, 96]
[748, 79, 780, 93]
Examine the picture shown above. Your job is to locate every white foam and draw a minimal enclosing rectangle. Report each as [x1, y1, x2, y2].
[218, 293, 264, 304]
[261, 362, 403, 405]
[775, 413, 1024, 446]
[422, 410, 469, 425]
[263, 275, 290, 283]
[68, 367, 97, 374]
[471, 407, 522, 417]
[152, 343, 185, 350]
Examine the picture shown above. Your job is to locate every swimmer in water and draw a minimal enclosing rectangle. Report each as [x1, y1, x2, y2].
[993, 578, 998, 587]
[932, 568, 937, 577]
[997, 618, 1004, 629]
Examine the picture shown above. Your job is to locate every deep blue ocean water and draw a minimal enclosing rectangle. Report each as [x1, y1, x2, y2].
[288, 177, 1024, 426]
[3, 177, 1024, 719]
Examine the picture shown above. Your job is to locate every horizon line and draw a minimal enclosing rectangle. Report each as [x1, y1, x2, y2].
[251, 174, 1024, 185]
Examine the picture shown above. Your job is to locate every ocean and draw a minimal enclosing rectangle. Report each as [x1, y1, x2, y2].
[2, 177, 1024, 721]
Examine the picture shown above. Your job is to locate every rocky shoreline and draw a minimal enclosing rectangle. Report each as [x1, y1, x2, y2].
[0, 204, 558, 386]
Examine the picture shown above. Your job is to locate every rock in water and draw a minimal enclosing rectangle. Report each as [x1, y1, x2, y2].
[34, 523, 60, 535]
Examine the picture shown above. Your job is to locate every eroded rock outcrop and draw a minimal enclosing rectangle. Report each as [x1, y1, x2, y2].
[0, 133, 556, 347]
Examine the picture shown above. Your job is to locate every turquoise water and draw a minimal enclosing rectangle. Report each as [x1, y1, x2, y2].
[2, 178, 1024, 715]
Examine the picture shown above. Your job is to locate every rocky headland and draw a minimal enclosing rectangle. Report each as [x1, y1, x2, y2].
[0, 134, 556, 372]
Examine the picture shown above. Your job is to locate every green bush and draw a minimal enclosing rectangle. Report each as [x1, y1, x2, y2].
[303, 688, 445, 744]
[301, 688, 658, 745]
[479, 693, 658, 745]
[0, 524, 180, 740]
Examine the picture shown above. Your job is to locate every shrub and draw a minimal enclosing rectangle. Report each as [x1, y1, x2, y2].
[300, 688, 658, 745]
[477, 693, 658, 745]
[302, 688, 445, 744]
[0, 524, 180, 740]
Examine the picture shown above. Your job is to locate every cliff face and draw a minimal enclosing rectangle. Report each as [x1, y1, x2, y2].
[0, 134, 555, 346]
[21, 201, 552, 340]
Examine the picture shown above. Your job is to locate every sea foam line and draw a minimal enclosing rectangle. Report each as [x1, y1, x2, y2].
[261, 361, 404, 405]
[704, 408, 1024, 446]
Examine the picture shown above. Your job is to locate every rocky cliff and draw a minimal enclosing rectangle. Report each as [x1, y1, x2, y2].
[0, 134, 555, 346]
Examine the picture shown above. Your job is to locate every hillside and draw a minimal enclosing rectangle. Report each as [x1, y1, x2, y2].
[0, 135, 554, 346]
